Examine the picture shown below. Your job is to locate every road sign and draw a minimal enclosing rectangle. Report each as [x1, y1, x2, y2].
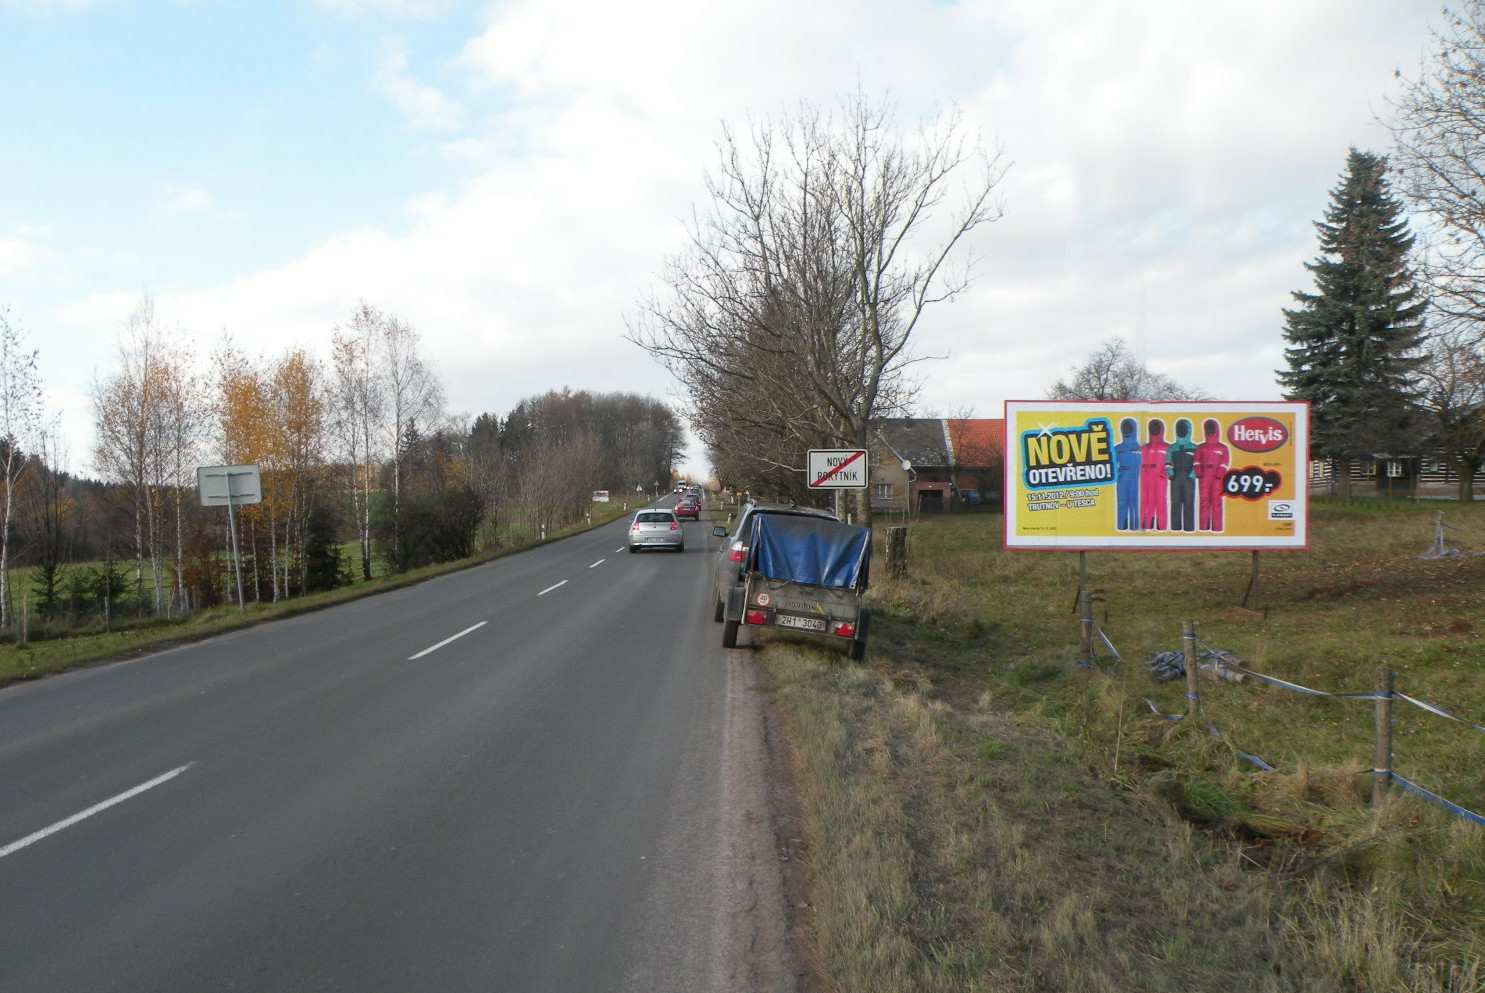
[807, 449, 869, 489]
[197, 465, 262, 507]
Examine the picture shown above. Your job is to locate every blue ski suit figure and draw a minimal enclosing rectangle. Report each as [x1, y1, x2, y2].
[1165, 418, 1198, 532]
[1113, 417, 1141, 531]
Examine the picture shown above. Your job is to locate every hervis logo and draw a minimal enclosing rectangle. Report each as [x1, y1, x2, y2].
[1228, 416, 1288, 453]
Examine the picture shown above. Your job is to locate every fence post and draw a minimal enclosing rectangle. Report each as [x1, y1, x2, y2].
[20, 590, 28, 647]
[885, 526, 907, 578]
[1182, 620, 1201, 718]
[104, 594, 110, 632]
[1078, 589, 1095, 667]
[1373, 667, 1394, 809]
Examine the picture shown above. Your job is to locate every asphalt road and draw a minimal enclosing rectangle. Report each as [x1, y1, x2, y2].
[0, 497, 794, 993]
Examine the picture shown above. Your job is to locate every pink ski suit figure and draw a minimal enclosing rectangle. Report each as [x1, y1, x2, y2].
[1194, 418, 1231, 531]
[1139, 419, 1169, 530]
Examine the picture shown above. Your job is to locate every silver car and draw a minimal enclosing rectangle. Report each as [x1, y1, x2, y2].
[628, 508, 685, 552]
[710, 501, 837, 620]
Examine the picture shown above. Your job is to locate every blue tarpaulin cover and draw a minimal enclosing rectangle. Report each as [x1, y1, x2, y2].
[749, 514, 870, 589]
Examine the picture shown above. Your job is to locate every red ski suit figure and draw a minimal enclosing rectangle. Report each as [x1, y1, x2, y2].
[1139, 420, 1169, 530]
[1193, 419, 1230, 532]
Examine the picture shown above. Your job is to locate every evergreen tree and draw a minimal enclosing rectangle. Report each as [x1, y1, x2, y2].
[1279, 149, 1427, 493]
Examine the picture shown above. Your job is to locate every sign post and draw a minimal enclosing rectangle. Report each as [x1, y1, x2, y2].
[197, 464, 262, 611]
[808, 448, 869, 522]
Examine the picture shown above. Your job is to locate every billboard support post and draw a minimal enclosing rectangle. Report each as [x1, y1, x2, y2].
[1241, 550, 1262, 609]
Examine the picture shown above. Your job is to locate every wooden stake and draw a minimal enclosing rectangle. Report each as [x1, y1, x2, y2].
[1373, 667, 1394, 809]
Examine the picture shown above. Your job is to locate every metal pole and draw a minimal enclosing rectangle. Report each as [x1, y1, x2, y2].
[1182, 620, 1201, 719]
[1373, 667, 1394, 809]
[226, 474, 245, 611]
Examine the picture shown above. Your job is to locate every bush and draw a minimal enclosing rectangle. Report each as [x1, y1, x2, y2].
[304, 503, 350, 592]
[373, 485, 484, 573]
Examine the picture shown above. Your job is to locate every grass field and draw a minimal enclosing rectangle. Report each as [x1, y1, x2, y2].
[0, 501, 633, 687]
[761, 499, 1485, 992]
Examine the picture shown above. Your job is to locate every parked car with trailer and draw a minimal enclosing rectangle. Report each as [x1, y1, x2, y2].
[628, 509, 684, 552]
[718, 513, 871, 660]
[710, 501, 837, 622]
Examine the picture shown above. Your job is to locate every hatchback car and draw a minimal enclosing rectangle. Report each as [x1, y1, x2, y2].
[629, 509, 684, 552]
[674, 498, 700, 520]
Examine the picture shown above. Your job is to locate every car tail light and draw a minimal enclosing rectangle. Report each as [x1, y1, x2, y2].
[744, 610, 768, 625]
[728, 541, 745, 563]
[832, 622, 855, 638]
[670, 521, 679, 531]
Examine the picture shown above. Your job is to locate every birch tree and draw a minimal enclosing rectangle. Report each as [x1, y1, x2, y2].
[93, 298, 169, 613]
[379, 313, 442, 557]
[330, 305, 384, 580]
[0, 310, 41, 627]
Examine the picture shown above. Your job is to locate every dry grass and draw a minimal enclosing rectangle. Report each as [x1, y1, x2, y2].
[762, 500, 1485, 993]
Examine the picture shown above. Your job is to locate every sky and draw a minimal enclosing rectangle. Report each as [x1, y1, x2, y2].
[0, 0, 1444, 479]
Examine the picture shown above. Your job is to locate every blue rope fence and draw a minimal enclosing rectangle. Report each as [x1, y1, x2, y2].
[1138, 636, 1485, 827]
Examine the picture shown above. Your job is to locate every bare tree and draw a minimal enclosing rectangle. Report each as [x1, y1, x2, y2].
[1047, 337, 1207, 401]
[1418, 328, 1485, 500]
[1389, 3, 1485, 340]
[632, 93, 1006, 522]
[0, 310, 41, 626]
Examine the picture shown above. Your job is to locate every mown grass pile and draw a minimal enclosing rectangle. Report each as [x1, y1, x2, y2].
[761, 498, 1484, 992]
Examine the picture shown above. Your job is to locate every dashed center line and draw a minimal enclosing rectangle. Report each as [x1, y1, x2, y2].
[615, 546, 625, 553]
[537, 580, 569, 597]
[408, 621, 487, 661]
[0, 763, 194, 861]
[588, 558, 606, 569]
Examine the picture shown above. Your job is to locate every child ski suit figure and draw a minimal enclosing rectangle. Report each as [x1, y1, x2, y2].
[1139, 419, 1169, 530]
[1166, 418, 1198, 532]
[1193, 418, 1231, 531]
[1113, 417, 1141, 531]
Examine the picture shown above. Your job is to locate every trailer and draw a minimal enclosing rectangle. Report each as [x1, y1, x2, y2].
[721, 513, 871, 660]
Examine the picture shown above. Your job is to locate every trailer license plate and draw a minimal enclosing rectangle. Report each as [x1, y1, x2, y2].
[776, 614, 826, 632]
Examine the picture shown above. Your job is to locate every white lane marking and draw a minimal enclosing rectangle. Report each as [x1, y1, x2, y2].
[408, 621, 488, 661]
[0, 763, 194, 861]
[588, 558, 606, 569]
[615, 546, 624, 553]
[537, 580, 569, 597]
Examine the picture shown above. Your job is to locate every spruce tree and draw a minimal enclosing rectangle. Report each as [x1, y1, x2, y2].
[1279, 149, 1426, 494]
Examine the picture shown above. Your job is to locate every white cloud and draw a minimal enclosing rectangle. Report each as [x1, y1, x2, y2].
[377, 46, 466, 131]
[49, 0, 1440, 474]
[311, 0, 449, 17]
[156, 185, 214, 216]
[0, 234, 47, 277]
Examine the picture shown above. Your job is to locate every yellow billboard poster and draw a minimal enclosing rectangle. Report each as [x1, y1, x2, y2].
[1003, 401, 1309, 550]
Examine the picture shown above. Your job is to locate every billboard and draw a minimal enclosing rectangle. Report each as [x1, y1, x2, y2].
[1003, 401, 1309, 550]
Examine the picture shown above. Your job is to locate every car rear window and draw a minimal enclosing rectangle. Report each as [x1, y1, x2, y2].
[637, 512, 674, 523]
